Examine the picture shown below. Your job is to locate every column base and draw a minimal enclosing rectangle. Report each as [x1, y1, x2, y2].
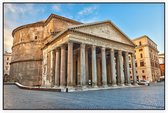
[53, 85, 60, 88]
[112, 84, 117, 87]
[66, 86, 76, 92]
[126, 83, 132, 86]
[119, 84, 125, 86]
[102, 84, 108, 88]
[133, 83, 139, 86]
[82, 85, 87, 89]
[77, 84, 82, 87]
[92, 85, 98, 88]
[66, 86, 74, 89]
[60, 85, 66, 89]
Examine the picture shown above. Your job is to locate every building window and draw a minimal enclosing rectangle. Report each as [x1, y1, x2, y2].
[155, 62, 158, 68]
[6, 62, 8, 65]
[135, 62, 137, 67]
[142, 70, 144, 73]
[7, 57, 9, 60]
[137, 76, 139, 81]
[6, 66, 8, 70]
[139, 49, 143, 51]
[35, 36, 38, 40]
[139, 41, 142, 46]
[129, 64, 131, 68]
[136, 71, 138, 73]
[130, 71, 131, 74]
[140, 53, 143, 58]
[140, 61, 144, 67]
[142, 76, 146, 80]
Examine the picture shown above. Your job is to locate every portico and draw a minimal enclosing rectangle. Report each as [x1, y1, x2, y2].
[41, 21, 137, 91]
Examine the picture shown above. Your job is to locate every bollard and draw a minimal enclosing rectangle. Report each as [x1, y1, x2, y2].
[66, 88, 68, 92]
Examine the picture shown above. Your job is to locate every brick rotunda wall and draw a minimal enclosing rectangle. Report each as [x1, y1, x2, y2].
[10, 23, 44, 86]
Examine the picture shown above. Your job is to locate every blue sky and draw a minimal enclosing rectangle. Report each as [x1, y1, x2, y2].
[4, 3, 164, 53]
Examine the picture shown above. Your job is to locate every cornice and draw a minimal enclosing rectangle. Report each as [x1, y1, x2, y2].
[132, 35, 157, 46]
[12, 40, 42, 49]
[10, 59, 42, 64]
[44, 28, 135, 50]
[44, 14, 82, 26]
[135, 44, 159, 53]
[12, 21, 44, 37]
[12, 13, 82, 37]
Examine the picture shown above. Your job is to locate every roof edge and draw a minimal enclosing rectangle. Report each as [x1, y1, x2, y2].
[69, 20, 135, 46]
[12, 13, 82, 37]
[132, 35, 157, 46]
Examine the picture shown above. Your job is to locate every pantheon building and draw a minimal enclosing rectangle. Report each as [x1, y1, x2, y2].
[10, 14, 137, 92]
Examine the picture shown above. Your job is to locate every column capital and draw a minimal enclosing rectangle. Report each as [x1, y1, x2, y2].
[92, 45, 96, 49]
[125, 51, 129, 55]
[56, 47, 61, 51]
[61, 44, 66, 49]
[131, 53, 135, 57]
[130, 51, 135, 54]
[68, 41, 73, 45]
[81, 43, 86, 48]
[101, 47, 106, 52]
[118, 50, 122, 55]
[51, 49, 55, 53]
[110, 48, 114, 52]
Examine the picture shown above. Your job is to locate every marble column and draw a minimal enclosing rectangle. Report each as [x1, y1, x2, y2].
[80, 43, 86, 87]
[92, 45, 97, 87]
[67, 42, 73, 87]
[85, 47, 89, 86]
[77, 50, 81, 86]
[47, 52, 51, 84]
[116, 53, 120, 85]
[97, 57, 101, 86]
[124, 52, 131, 85]
[131, 53, 138, 85]
[55, 48, 60, 87]
[73, 54, 77, 86]
[60, 45, 66, 88]
[107, 58, 111, 85]
[110, 48, 117, 86]
[101, 47, 107, 87]
[118, 50, 125, 86]
[51, 50, 56, 86]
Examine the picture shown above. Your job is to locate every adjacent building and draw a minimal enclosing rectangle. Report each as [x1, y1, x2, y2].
[131, 35, 161, 82]
[158, 53, 165, 78]
[4, 51, 12, 81]
[10, 14, 138, 91]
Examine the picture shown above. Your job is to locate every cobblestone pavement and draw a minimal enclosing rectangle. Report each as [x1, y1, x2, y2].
[4, 82, 164, 110]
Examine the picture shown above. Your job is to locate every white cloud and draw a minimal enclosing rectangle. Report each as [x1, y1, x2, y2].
[80, 17, 99, 23]
[78, 6, 97, 15]
[4, 4, 43, 53]
[4, 28, 13, 52]
[52, 5, 61, 12]
[4, 4, 36, 17]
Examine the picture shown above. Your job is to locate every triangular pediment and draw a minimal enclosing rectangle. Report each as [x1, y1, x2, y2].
[70, 21, 135, 46]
